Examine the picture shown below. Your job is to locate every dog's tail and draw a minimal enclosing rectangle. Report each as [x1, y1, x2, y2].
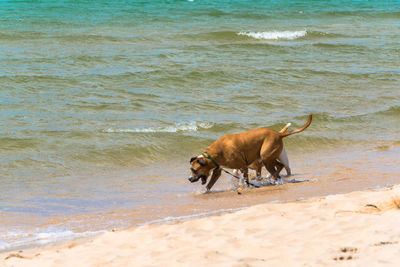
[280, 114, 312, 138]
[279, 122, 291, 133]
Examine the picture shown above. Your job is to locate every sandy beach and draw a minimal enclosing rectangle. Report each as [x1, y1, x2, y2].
[2, 183, 400, 266]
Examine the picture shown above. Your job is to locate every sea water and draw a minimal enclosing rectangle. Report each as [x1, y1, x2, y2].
[1, 0, 399, 250]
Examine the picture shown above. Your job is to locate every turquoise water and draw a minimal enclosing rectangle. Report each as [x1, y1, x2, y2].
[1, 0, 400, 250]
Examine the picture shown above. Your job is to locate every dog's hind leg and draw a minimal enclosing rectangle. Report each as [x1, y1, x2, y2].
[272, 160, 285, 184]
[263, 160, 278, 183]
[263, 160, 284, 184]
[260, 137, 283, 182]
[249, 160, 263, 181]
[278, 146, 291, 176]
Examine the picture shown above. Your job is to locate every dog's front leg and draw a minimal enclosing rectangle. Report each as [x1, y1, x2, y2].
[232, 169, 243, 187]
[255, 163, 262, 181]
[233, 169, 245, 186]
[206, 168, 222, 191]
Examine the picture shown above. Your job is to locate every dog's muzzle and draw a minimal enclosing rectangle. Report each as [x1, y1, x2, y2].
[188, 175, 207, 184]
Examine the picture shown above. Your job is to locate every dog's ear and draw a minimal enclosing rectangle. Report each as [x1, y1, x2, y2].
[190, 156, 197, 163]
[198, 157, 205, 166]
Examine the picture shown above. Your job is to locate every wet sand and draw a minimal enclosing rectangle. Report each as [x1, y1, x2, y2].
[1, 143, 399, 251]
[2, 183, 400, 266]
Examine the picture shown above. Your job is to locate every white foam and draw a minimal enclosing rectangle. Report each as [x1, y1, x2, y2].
[104, 121, 213, 133]
[0, 241, 9, 250]
[0, 230, 105, 251]
[269, 200, 282, 204]
[138, 207, 246, 226]
[238, 30, 307, 40]
[34, 231, 77, 245]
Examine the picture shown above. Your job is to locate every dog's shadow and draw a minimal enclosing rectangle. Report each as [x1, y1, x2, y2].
[231, 175, 311, 190]
[196, 176, 312, 195]
[253, 178, 309, 187]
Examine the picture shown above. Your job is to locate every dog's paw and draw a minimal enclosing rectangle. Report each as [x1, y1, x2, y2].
[254, 175, 263, 181]
[271, 178, 283, 185]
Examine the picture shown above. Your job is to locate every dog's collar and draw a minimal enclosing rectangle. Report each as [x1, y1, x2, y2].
[202, 153, 220, 169]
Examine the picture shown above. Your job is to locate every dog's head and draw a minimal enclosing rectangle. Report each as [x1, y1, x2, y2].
[188, 155, 214, 185]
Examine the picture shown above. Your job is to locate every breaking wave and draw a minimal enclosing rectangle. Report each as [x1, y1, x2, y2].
[104, 121, 214, 133]
[238, 30, 307, 40]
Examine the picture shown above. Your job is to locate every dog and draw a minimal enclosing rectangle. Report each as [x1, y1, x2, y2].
[188, 114, 312, 191]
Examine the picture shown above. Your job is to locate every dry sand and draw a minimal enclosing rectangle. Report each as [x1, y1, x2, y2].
[2, 184, 400, 266]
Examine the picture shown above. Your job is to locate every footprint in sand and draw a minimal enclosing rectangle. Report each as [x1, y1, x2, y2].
[333, 247, 358, 261]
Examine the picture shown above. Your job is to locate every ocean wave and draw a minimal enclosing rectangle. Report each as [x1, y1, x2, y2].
[0, 31, 146, 43]
[0, 137, 42, 151]
[321, 10, 400, 19]
[308, 107, 400, 123]
[238, 30, 307, 40]
[104, 121, 214, 133]
[182, 30, 316, 43]
[385, 105, 400, 114]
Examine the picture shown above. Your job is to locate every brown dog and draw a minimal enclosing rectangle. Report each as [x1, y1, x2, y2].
[188, 114, 312, 191]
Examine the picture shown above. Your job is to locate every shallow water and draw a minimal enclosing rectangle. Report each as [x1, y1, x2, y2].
[1, 0, 400, 250]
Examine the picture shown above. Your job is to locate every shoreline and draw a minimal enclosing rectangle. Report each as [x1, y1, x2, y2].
[1, 144, 399, 255]
[2, 184, 400, 266]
